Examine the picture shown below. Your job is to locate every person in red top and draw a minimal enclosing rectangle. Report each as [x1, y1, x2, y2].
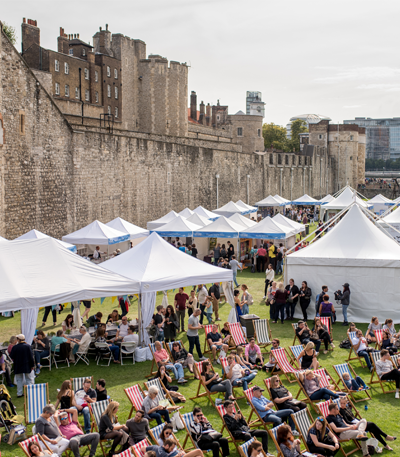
[153, 341, 187, 383]
[256, 246, 267, 273]
[174, 287, 189, 332]
[55, 408, 100, 457]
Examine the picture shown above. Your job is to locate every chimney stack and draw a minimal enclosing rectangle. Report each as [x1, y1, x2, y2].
[190, 91, 197, 122]
[206, 103, 211, 126]
[21, 17, 40, 54]
[58, 26, 69, 54]
[199, 101, 205, 125]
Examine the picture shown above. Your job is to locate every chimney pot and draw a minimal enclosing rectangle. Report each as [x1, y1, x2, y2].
[74, 34, 76, 38]
[77, 33, 79, 38]
[106, 24, 108, 31]
[100, 26, 102, 31]
[23, 17, 26, 23]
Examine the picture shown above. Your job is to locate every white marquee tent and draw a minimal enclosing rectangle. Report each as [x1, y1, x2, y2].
[228, 213, 257, 228]
[62, 220, 129, 245]
[15, 229, 77, 253]
[193, 216, 244, 238]
[178, 208, 194, 218]
[321, 187, 372, 219]
[151, 216, 201, 237]
[272, 213, 305, 235]
[254, 195, 283, 207]
[147, 211, 180, 230]
[235, 200, 257, 214]
[212, 201, 247, 217]
[239, 216, 296, 240]
[320, 194, 335, 204]
[291, 194, 322, 205]
[106, 217, 149, 240]
[186, 213, 212, 227]
[193, 206, 220, 220]
[287, 204, 400, 322]
[367, 194, 394, 215]
[274, 195, 291, 205]
[378, 206, 400, 242]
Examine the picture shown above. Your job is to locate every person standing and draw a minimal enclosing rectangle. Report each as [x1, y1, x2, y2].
[208, 283, 221, 321]
[187, 289, 198, 318]
[275, 283, 289, 324]
[93, 246, 101, 260]
[213, 243, 221, 265]
[154, 306, 166, 342]
[191, 243, 198, 258]
[256, 244, 267, 273]
[298, 281, 312, 321]
[41, 305, 57, 327]
[174, 288, 189, 333]
[275, 248, 283, 275]
[197, 284, 208, 325]
[316, 286, 329, 317]
[268, 242, 277, 270]
[229, 255, 242, 288]
[285, 279, 300, 320]
[336, 283, 351, 326]
[227, 241, 235, 261]
[187, 309, 207, 361]
[10, 334, 35, 397]
[264, 264, 275, 299]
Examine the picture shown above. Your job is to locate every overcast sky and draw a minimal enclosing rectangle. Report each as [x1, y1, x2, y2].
[3, 0, 400, 126]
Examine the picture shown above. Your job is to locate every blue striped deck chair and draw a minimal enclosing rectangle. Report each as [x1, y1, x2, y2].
[71, 376, 93, 392]
[268, 423, 287, 457]
[238, 437, 269, 457]
[164, 340, 184, 357]
[369, 352, 398, 394]
[148, 424, 183, 450]
[333, 363, 371, 402]
[144, 378, 176, 407]
[289, 345, 303, 366]
[24, 383, 49, 425]
[347, 331, 363, 365]
[90, 399, 110, 457]
[253, 319, 272, 350]
[290, 408, 314, 451]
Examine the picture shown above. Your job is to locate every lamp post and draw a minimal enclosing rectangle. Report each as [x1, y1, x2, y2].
[247, 175, 250, 204]
[290, 167, 294, 201]
[216, 174, 220, 208]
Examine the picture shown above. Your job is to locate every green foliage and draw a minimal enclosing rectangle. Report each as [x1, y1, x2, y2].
[262, 119, 308, 152]
[2, 22, 17, 45]
[365, 158, 400, 171]
[287, 119, 308, 152]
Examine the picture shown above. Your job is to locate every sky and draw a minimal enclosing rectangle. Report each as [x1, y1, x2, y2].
[3, 0, 400, 126]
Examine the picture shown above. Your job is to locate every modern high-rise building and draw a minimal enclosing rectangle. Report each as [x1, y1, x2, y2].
[343, 117, 400, 161]
[246, 91, 265, 117]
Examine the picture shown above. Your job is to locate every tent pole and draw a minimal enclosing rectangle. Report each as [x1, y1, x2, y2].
[138, 293, 143, 346]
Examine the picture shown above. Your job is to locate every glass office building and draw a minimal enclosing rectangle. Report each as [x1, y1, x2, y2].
[344, 117, 400, 160]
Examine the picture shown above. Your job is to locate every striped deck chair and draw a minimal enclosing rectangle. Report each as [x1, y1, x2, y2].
[289, 345, 303, 366]
[132, 438, 152, 457]
[203, 323, 221, 354]
[268, 423, 288, 457]
[238, 438, 268, 457]
[244, 386, 273, 430]
[292, 323, 300, 345]
[19, 434, 52, 457]
[374, 329, 384, 348]
[147, 342, 159, 378]
[180, 412, 198, 451]
[290, 408, 314, 451]
[216, 402, 241, 451]
[320, 316, 333, 339]
[148, 424, 183, 450]
[333, 363, 371, 402]
[90, 399, 110, 457]
[164, 340, 184, 358]
[145, 378, 176, 407]
[24, 383, 49, 425]
[369, 352, 398, 394]
[347, 331, 364, 366]
[219, 357, 244, 400]
[263, 375, 289, 410]
[317, 399, 360, 457]
[113, 448, 134, 457]
[253, 319, 272, 350]
[294, 368, 339, 410]
[124, 384, 147, 419]
[270, 348, 300, 383]
[71, 376, 93, 392]
[228, 322, 247, 347]
[189, 359, 219, 403]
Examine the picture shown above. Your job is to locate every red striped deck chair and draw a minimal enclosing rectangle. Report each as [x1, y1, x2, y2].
[189, 359, 219, 403]
[317, 399, 361, 457]
[228, 322, 247, 347]
[320, 316, 333, 339]
[113, 448, 134, 457]
[374, 329, 383, 348]
[124, 384, 147, 419]
[219, 357, 244, 400]
[19, 434, 52, 457]
[333, 362, 371, 402]
[270, 348, 300, 383]
[203, 323, 221, 354]
[216, 402, 242, 451]
[294, 368, 339, 410]
[132, 438, 152, 457]
[244, 386, 273, 430]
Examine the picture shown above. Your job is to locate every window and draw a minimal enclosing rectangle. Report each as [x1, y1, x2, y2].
[350, 135, 354, 141]
[114, 87, 118, 99]
[285, 155, 289, 165]
[69, 49, 73, 56]
[167, 171, 171, 184]
[95, 71, 98, 82]
[0, 119, 3, 145]
[85, 90, 89, 101]
[114, 68, 118, 79]
[269, 154, 273, 165]
[95, 91, 99, 103]
[107, 85, 111, 98]
[55, 60, 59, 72]
[19, 111, 25, 135]
[305, 157, 308, 165]
[82, 48, 86, 56]
[257, 128, 261, 137]
[115, 107, 118, 118]
[217, 115, 220, 121]
[298, 156, 302, 165]
[350, 156, 353, 160]
[107, 66, 111, 77]
[107, 106, 111, 115]
[318, 134, 323, 140]
[278, 154, 282, 165]
[65, 84, 69, 97]
[309, 157, 312, 165]
[64, 62, 69, 74]
[84, 68, 89, 80]
[237, 127, 243, 137]
[55, 82, 60, 95]
[292, 155, 296, 165]
[75, 87, 80, 99]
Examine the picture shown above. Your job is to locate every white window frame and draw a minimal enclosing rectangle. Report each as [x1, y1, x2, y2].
[114, 68, 118, 79]
[55, 82, 60, 95]
[107, 66, 111, 77]
[107, 106, 111, 115]
[65, 84, 69, 97]
[64, 62, 69, 75]
[107, 85, 111, 98]
[55, 60, 59, 72]
[115, 107, 118, 118]
[85, 90, 90, 102]
[95, 91, 99, 103]
[82, 48, 86, 56]
[75, 87, 80, 99]
[114, 86, 118, 99]
[69, 49, 73, 56]
[95, 71, 98, 82]
[84, 68, 89, 80]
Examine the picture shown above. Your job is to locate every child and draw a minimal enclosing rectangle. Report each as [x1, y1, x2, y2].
[205, 296, 213, 324]
[342, 372, 368, 391]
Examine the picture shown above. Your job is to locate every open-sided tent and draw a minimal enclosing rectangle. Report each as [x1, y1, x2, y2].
[228, 213, 257, 228]
[186, 213, 212, 227]
[393, 196, 400, 204]
[212, 201, 247, 217]
[254, 195, 283, 207]
[146, 211, 180, 230]
[239, 216, 296, 240]
[287, 204, 400, 322]
[0, 236, 8, 242]
[106, 217, 149, 240]
[151, 216, 201, 237]
[367, 194, 394, 215]
[178, 208, 194, 218]
[235, 200, 257, 214]
[378, 206, 400, 242]
[274, 195, 291, 205]
[193, 216, 243, 238]
[193, 205, 220, 220]
[272, 213, 305, 235]
[320, 194, 335, 205]
[15, 229, 77, 253]
[291, 194, 322, 205]
[321, 187, 372, 220]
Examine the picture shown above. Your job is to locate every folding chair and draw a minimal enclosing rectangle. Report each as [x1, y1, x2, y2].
[268, 423, 288, 457]
[316, 399, 360, 457]
[148, 423, 183, 450]
[132, 438, 152, 457]
[90, 399, 111, 457]
[253, 319, 272, 350]
[124, 384, 147, 419]
[244, 386, 274, 430]
[347, 331, 363, 366]
[113, 448, 135, 457]
[219, 357, 244, 400]
[75, 345, 90, 366]
[294, 368, 339, 410]
[120, 342, 136, 365]
[368, 352, 398, 394]
[33, 348, 52, 371]
[95, 342, 114, 366]
[180, 412, 198, 451]
[292, 323, 300, 345]
[52, 344, 70, 369]
[290, 407, 315, 451]
[147, 342, 160, 378]
[189, 359, 220, 404]
[270, 348, 300, 383]
[19, 434, 52, 457]
[24, 383, 49, 425]
[374, 329, 383, 348]
[228, 322, 247, 347]
[71, 376, 93, 392]
[202, 324, 221, 354]
[144, 378, 176, 407]
[333, 363, 371, 402]
[215, 401, 245, 452]
[289, 345, 303, 366]
[320, 316, 333, 339]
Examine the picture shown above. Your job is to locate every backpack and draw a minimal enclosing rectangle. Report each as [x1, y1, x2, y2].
[246, 293, 254, 306]
[220, 249, 227, 258]
[339, 339, 351, 349]
[251, 264, 256, 273]
[273, 245, 277, 254]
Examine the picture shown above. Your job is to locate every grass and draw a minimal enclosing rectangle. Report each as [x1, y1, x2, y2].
[1, 248, 397, 456]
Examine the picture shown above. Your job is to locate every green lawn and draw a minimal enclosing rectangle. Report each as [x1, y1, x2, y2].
[1, 265, 397, 457]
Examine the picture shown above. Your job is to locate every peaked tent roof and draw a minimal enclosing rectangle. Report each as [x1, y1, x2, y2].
[213, 201, 247, 216]
[367, 194, 394, 205]
[0, 238, 140, 312]
[382, 205, 400, 223]
[147, 211, 180, 230]
[254, 195, 283, 207]
[186, 213, 212, 226]
[151, 216, 202, 237]
[102, 232, 232, 293]
[62, 220, 130, 245]
[320, 194, 335, 204]
[105, 217, 149, 240]
[235, 200, 257, 214]
[322, 187, 372, 210]
[15, 229, 77, 252]
[291, 194, 322, 205]
[393, 196, 400, 204]
[0, 236, 9, 242]
[178, 208, 194, 218]
[193, 206, 220, 220]
[193, 216, 244, 238]
[239, 216, 296, 239]
[272, 213, 305, 234]
[274, 195, 291, 204]
[228, 213, 257, 228]
[287, 204, 400, 267]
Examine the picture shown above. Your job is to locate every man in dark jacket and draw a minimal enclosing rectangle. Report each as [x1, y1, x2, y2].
[285, 279, 300, 320]
[223, 400, 271, 456]
[208, 283, 221, 321]
[10, 334, 35, 397]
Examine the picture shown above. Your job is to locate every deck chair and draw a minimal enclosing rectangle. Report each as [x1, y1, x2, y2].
[292, 323, 300, 345]
[228, 322, 247, 347]
[317, 399, 360, 457]
[90, 399, 110, 457]
[180, 412, 198, 451]
[290, 407, 314, 451]
[148, 423, 183, 450]
[216, 401, 242, 451]
[333, 363, 371, 402]
[132, 438, 152, 457]
[253, 319, 272, 350]
[374, 329, 383, 348]
[219, 357, 244, 400]
[263, 376, 290, 409]
[244, 386, 274, 430]
[113, 448, 135, 457]
[268, 423, 289, 457]
[346, 331, 364, 366]
[144, 378, 176, 407]
[320, 317, 333, 339]
[147, 342, 159, 378]
[71, 376, 93, 392]
[288, 345, 303, 366]
[270, 348, 300, 383]
[238, 438, 268, 457]
[24, 383, 49, 425]
[368, 352, 398, 394]
[19, 434, 52, 457]
[189, 359, 220, 404]
[202, 324, 221, 354]
[124, 384, 147, 419]
[294, 368, 339, 409]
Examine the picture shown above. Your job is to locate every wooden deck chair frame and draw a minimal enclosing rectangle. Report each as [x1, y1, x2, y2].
[244, 386, 275, 430]
[189, 359, 220, 404]
[264, 376, 294, 412]
[228, 322, 247, 348]
[148, 424, 184, 450]
[253, 319, 272, 351]
[373, 329, 383, 349]
[268, 423, 292, 457]
[147, 341, 176, 379]
[131, 438, 152, 457]
[24, 383, 50, 425]
[290, 407, 314, 452]
[292, 323, 301, 345]
[346, 331, 365, 367]
[202, 323, 221, 354]
[270, 347, 300, 383]
[316, 399, 361, 457]
[288, 345, 304, 367]
[238, 438, 267, 457]
[180, 411, 198, 452]
[219, 357, 245, 400]
[124, 384, 147, 419]
[89, 399, 111, 457]
[112, 448, 135, 457]
[368, 352, 398, 394]
[163, 340, 191, 378]
[19, 434, 52, 457]
[215, 401, 242, 452]
[333, 363, 371, 402]
[144, 378, 176, 408]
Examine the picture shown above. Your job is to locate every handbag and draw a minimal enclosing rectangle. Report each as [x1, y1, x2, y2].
[171, 411, 185, 430]
[7, 424, 27, 445]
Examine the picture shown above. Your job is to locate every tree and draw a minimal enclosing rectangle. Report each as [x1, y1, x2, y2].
[2, 22, 17, 46]
[262, 122, 287, 150]
[287, 119, 308, 152]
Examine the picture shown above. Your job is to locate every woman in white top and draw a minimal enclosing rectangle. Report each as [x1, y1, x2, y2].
[365, 316, 382, 343]
[62, 314, 74, 333]
[383, 319, 398, 338]
[263, 264, 275, 299]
